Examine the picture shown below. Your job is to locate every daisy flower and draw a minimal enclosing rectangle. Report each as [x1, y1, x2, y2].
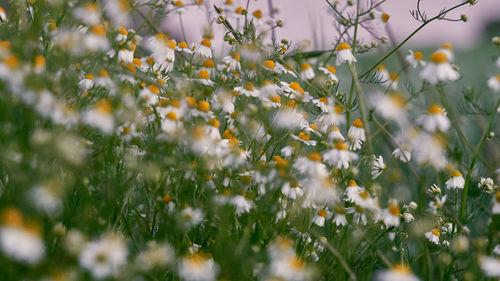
[104, 0, 131, 27]
[323, 141, 358, 169]
[487, 74, 500, 92]
[300, 63, 315, 80]
[195, 70, 215, 86]
[79, 73, 95, 91]
[375, 264, 420, 281]
[139, 84, 160, 106]
[82, 100, 115, 134]
[437, 43, 454, 62]
[371, 91, 406, 122]
[230, 195, 253, 215]
[196, 39, 212, 58]
[312, 209, 329, 227]
[201, 59, 216, 76]
[419, 51, 459, 84]
[383, 199, 400, 227]
[478, 177, 495, 194]
[84, 24, 110, 52]
[176, 41, 194, 55]
[344, 180, 362, 203]
[347, 119, 366, 150]
[392, 145, 412, 162]
[371, 155, 386, 179]
[445, 170, 465, 189]
[328, 126, 345, 142]
[281, 182, 304, 200]
[492, 191, 500, 214]
[280, 81, 311, 101]
[273, 104, 309, 130]
[178, 252, 218, 281]
[406, 50, 425, 68]
[316, 105, 346, 132]
[235, 82, 260, 97]
[0, 6, 6, 23]
[424, 228, 440, 245]
[135, 241, 174, 271]
[293, 152, 328, 177]
[336, 42, 357, 66]
[318, 65, 339, 82]
[222, 52, 241, 71]
[352, 189, 378, 210]
[333, 205, 348, 226]
[416, 104, 450, 132]
[73, 3, 101, 25]
[79, 233, 128, 279]
[480, 256, 500, 277]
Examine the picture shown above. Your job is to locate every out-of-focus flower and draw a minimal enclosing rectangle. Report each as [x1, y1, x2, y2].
[406, 50, 425, 68]
[487, 74, 500, 92]
[178, 252, 218, 281]
[425, 228, 440, 245]
[375, 264, 420, 281]
[79, 233, 128, 279]
[336, 42, 356, 65]
[419, 51, 459, 84]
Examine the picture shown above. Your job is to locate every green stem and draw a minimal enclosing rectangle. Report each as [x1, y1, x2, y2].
[458, 98, 500, 229]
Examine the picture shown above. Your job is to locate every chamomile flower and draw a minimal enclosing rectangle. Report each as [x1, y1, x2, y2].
[323, 141, 358, 169]
[327, 126, 345, 142]
[425, 228, 440, 245]
[300, 63, 315, 80]
[445, 170, 465, 189]
[0, 6, 6, 23]
[487, 74, 500, 92]
[235, 82, 260, 97]
[180, 207, 204, 228]
[273, 102, 309, 130]
[411, 130, 447, 169]
[222, 52, 241, 71]
[178, 252, 218, 281]
[406, 50, 425, 68]
[333, 205, 348, 226]
[347, 119, 366, 150]
[478, 177, 496, 194]
[371, 91, 406, 122]
[195, 69, 215, 86]
[383, 199, 400, 227]
[344, 180, 362, 203]
[416, 104, 450, 132]
[492, 192, 500, 214]
[312, 209, 329, 227]
[371, 155, 386, 179]
[384, 72, 399, 90]
[375, 264, 420, 281]
[79, 233, 128, 279]
[196, 39, 212, 58]
[281, 182, 304, 200]
[104, 0, 131, 27]
[293, 152, 328, 177]
[419, 51, 459, 84]
[176, 41, 194, 54]
[480, 256, 500, 277]
[73, 3, 101, 25]
[352, 189, 378, 210]
[437, 43, 455, 62]
[316, 105, 346, 131]
[135, 241, 174, 271]
[82, 100, 115, 134]
[318, 65, 339, 82]
[291, 132, 317, 146]
[392, 145, 412, 162]
[280, 81, 311, 101]
[335, 42, 357, 65]
[84, 24, 110, 52]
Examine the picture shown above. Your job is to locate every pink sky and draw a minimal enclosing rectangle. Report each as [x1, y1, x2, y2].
[162, 0, 500, 51]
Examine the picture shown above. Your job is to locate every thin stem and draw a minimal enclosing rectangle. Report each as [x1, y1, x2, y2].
[346, 0, 361, 131]
[458, 98, 500, 230]
[359, 1, 470, 79]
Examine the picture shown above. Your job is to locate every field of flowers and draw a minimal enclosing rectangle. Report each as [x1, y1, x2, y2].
[0, 0, 499, 280]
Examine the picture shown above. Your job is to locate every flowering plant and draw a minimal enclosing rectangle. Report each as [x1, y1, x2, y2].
[0, 0, 499, 280]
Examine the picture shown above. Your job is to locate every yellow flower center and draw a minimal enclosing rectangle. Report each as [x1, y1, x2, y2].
[496, 192, 500, 203]
[197, 100, 210, 112]
[148, 84, 159, 94]
[167, 40, 176, 49]
[5, 55, 19, 68]
[310, 123, 318, 131]
[431, 228, 440, 237]
[34, 55, 45, 67]
[388, 204, 400, 216]
[413, 51, 423, 61]
[300, 63, 311, 71]
[308, 152, 322, 162]
[263, 60, 275, 69]
[270, 94, 281, 103]
[2, 207, 23, 226]
[390, 93, 405, 107]
[95, 100, 112, 114]
[231, 52, 240, 61]
[99, 69, 108, 77]
[289, 257, 305, 270]
[317, 209, 327, 218]
[428, 104, 444, 115]
[173, 1, 184, 7]
[166, 111, 177, 121]
[289, 82, 304, 95]
[381, 13, 390, 23]
[202, 59, 215, 68]
[390, 72, 399, 81]
[335, 205, 346, 214]
[495, 74, 500, 82]
[91, 25, 106, 37]
[201, 39, 211, 47]
[84, 73, 94, 80]
[337, 42, 351, 51]
[450, 170, 462, 177]
[244, 82, 255, 91]
[392, 264, 410, 274]
[441, 43, 453, 50]
[335, 142, 347, 150]
[273, 155, 289, 169]
[348, 180, 357, 186]
[359, 191, 369, 200]
[197, 70, 210, 80]
[352, 119, 363, 128]
[430, 52, 447, 64]
[252, 10, 262, 19]
[327, 66, 336, 74]
[117, 27, 128, 35]
[298, 132, 310, 141]
[208, 118, 220, 128]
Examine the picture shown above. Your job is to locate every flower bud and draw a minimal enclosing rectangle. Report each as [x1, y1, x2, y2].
[461, 14, 468, 22]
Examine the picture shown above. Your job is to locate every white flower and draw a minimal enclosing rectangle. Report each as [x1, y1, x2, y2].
[103, 0, 131, 27]
[392, 145, 412, 162]
[383, 200, 400, 227]
[416, 104, 450, 132]
[30, 184, 62, 216]
[117, 48, 134, 64]
[196, 39, 212, 58]
[312, 209, 329, 227]
[273, 105, 309, 130]
[419, 51, 459, 84]
[487, 74, 500, 92]
[79, 233, 128, 279]
[424, 228, 440, 245]
[195, 70, 215, 86]
[352, 189, 378, 210]
[428, 194, 447, 214]
[281, 182, 304, 200]
[410, 130, 447, 169]
[371, 155, 386, 179]
[445, 170, 465, 189]
[480, 256, 500, 277]
[406, 50, 425, 68]
[436, 43, 454, 61]
[293, 153, 328, 177]
[318, 66, 339, 82]
[327, 126, 345, 142]
[336, 42, 357, 65]
[323, 142, 358, 169]
[344, 180, 362, 203]
[478, 177, 496, 193]
[222, 52, 241, 71]
[0, 6, 7, 23]
[300, 63, 315, 80]
[230, 195, 253, 215]
[371, 91, 407, 122]
[492, 191, 500, 214]
[316, 105, 346, 132]
[178, 253, 218, 281]
[180, 207, 204, 228]
[139, 84, 160, 106]
[73, 3, 101, 25]
[280, 81, 311, 101]
[0, 209, 44, 265]
[333, 206, 348, 226]
[81, 100, 114, 134]
[135, 241, 174, 271]
[375, 264, 420, 281]
[79, 73, 95, 91]
[347, 119, 366, 150]
[235, 82, 260, 97]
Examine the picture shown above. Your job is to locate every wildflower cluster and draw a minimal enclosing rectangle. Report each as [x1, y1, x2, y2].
[0, 0, 499, 280]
